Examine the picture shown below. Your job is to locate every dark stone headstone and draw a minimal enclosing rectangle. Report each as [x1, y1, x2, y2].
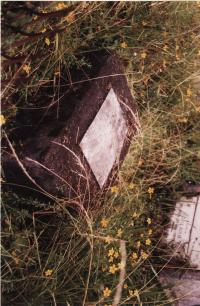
[3, 52, 138, 206]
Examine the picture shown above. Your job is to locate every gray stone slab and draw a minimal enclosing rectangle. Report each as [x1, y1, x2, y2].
[80, 88, 128, 188]
[166, 196, 200, 269]
[160, 196, 200, 306]
[160, 271, 200, 306]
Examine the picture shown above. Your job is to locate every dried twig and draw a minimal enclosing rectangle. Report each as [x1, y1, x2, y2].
[113, 240, 127, 306]
[4, 132, 55, 200]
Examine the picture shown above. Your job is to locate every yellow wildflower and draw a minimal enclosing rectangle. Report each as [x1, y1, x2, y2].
[129, 290, 134, 296]
[105, 236, 112, 244]
[145, 238, 151, 246]
[56, 2, 67, 10]
[124, 283, 128, 289]
[109, 264, 118, 274]
[148, 187, 154, 199]
[148, 187, 154, 195]
[147, 218, 151, 225]
[141, 250, 149, 260]
[121, 42, 127, 49]
[108, 248, 115, 257]
[118, 262, 125, 269]
[136, 241, 141, 248]
[109, 256, 114, 263]
[41, 28, 47, 33]
[45, 37, 50, 46]
[22, 64, 31, 74]
[101, 218, 109, 228]
[132, 252, 138, 260]
[33, 15, 38, 20]
[186, 88, 193, 97]
[148, 229, 152, 235]
[132, 212, 139, 219]
[114, 251, 119, 259]
[0, 114, 6, 126]
[141, 51, 147, 59]
[103, 287, 111, 297]
[110, 186, 119, 194]
[133, 289, 139, 297]
[128, 183, 136, 190]
[117, 228, 123, 238]
[44, 269, 53, 277]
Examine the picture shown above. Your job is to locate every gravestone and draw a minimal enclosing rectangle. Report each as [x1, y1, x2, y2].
[166, 196, 200, 269]
[3, 52, 138, 205]
[160, 195, 200, 306]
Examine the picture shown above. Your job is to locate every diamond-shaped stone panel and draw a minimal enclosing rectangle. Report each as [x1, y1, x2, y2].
[80, 88, 128, 188]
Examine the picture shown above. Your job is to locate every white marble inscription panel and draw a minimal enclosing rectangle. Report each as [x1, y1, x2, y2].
[166, 196, 200, 269]
[80, 88, 128, 188]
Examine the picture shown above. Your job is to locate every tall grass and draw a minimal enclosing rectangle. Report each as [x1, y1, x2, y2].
[1, 1, 200, 305]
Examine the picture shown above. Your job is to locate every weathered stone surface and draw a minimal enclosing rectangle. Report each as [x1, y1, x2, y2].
[160, 270, 200, 306]
[160, 195, 200, 306]
[166, 196, 200, 269]
[80, 88, 128, 188]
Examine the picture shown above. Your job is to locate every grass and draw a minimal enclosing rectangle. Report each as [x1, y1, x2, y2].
[1, 1, 200, 305]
